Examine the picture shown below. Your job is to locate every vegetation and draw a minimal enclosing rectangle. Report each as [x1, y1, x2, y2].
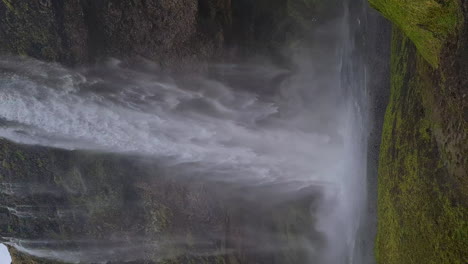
[0, 0, 63, 60]
[375, 26, 467, 264]
[368, 0, 462, 67]
[370, 0, 467, 262]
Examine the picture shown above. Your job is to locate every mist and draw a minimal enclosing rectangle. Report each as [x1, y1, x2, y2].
[0, 1, 375, 263]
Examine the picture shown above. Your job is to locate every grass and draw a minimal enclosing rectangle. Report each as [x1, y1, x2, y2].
[375, 27, 467, 264]
[368, 0, 462, 67]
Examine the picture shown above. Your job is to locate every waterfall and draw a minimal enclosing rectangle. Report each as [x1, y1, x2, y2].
[0, 0, 381, 263]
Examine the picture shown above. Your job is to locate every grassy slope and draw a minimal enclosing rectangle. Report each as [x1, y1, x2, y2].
[375, 27, 467, 264]
[371, 0, 467, 262]
[368, 0, 462, 67]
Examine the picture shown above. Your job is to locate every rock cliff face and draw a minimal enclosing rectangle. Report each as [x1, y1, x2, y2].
[0, 140, 317, 264]
[0, 0, 341, 66]
[0, 0, 232, 66]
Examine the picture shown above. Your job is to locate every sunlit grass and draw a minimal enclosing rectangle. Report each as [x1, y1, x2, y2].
[375, 27, 467, 264]
[368, 0, 462, 67]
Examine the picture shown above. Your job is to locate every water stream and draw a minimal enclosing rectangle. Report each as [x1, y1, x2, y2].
[0, 0, 389, 263]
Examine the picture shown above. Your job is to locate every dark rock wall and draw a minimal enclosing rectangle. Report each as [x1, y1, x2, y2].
[0, 0, 88, 64]
[0, 0, 231, 66]
[0, 140, 315, 264]
[0, 0, 341, 67]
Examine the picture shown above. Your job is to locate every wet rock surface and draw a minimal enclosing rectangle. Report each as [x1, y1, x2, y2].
[0, 0, 228, 66]
[0, 140, 317, 264]
[0, 0, 342, 67]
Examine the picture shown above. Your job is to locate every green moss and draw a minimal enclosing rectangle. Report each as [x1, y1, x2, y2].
[375, 27, 467, 264]
[1, 0, 14, 11]
[368, 0, 462, 67]
[15, 150, 25, 161]
[0, 0, 61, 61]
[1, 159, 10, 170]
[145, 200, 173, 233]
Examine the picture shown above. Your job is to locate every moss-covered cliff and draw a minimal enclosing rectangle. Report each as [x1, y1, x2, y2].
[376, 27, 467, 264]
[368, 0, 464, 67]
[371, 0, 467, 263]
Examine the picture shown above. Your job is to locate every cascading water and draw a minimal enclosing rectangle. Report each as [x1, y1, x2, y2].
[0, 0, 386, 263]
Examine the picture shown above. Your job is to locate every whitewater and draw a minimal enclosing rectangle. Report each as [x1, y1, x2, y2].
[0, 0, 377, 263]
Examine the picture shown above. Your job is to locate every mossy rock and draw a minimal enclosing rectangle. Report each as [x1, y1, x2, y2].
[368, 0, 463, 67]
[375, 27, 467, 264]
